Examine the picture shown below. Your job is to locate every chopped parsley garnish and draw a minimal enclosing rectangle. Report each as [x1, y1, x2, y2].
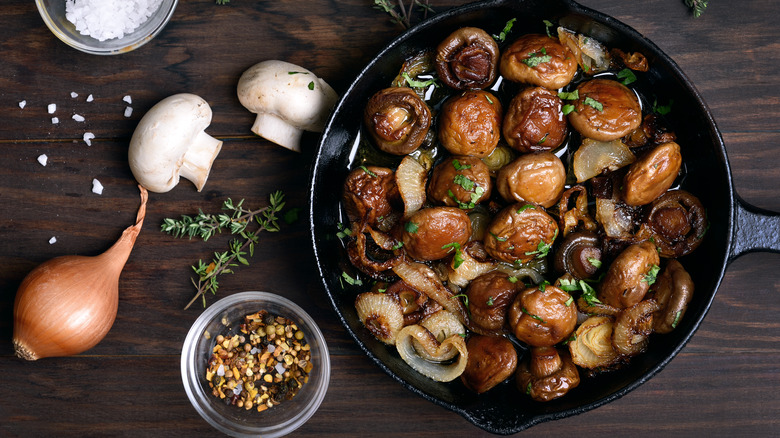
[558, 90, 579, 100]
[587, 257, 602, 269]
[489, 232, 508, 242]
[442, 242, 465, 269]
[405, 222, 419, 233]
[617, 68, 637, 85]
[358, 165, 377, 177]
[453, 174, 476, 191]
[288, 71, 309, 75]
[543, 19, 554, 37]
[307, 81, 315, 90]
[525, 229, 557, 259]
[392, 241, 404, 250]
[493, 18, 517, 42]
[522, 307, 546, 323]
[671, 310, 683, 329]
[652, 98, 673, 115]
[562, 104, 576, 115]
[517, 204, 537, 214]
[564, 295, 574, 307]
[538, 133, 549, 145]
[508, 276, 518, 283]
[487, 296, 495, 306]
[454, 293, 469, 309]
[537, 280, 550, 292]
[401, 72, 438, 89]
[341, 271, 362, 287]
[642, 264, 661, 285]
[559, 278, 601, 306]
[452, 159, 471, 171]
[522, 48, 552, 68]
[336, 222, 352, 239]
[583, 96, 604, 111]
[485, 94, 494, 104]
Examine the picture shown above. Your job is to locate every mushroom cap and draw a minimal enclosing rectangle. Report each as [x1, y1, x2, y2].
[237, 60, 338, 136]
[128, 93, 222, 193]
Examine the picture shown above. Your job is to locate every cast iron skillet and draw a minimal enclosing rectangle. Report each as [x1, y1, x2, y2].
[309, 0, 780, 433]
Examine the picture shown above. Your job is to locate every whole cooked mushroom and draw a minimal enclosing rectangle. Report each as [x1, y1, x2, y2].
[237, 60, 338, 152]
[516, 346, 580, 402]
[128, 93, 223, 193]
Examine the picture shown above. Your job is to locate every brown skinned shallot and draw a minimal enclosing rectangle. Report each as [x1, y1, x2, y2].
[13, 186, 148, 360]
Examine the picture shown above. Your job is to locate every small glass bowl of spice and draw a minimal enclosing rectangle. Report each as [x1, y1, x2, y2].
[35, 0, 178, 55]
[181, 291, 330, 438]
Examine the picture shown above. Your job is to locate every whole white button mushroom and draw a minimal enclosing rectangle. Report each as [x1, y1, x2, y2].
[237, 60, 339, 152]
[128, 93, 223, 193]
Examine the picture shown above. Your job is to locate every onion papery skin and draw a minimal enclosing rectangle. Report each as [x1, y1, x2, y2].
[12, 186, 147, 360]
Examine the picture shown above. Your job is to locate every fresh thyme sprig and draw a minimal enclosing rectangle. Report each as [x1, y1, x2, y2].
[216, 0, 230, 4]
[374, 0, 433, 29]
[683, 0, 708, 17]
[161, 191, 286, 310]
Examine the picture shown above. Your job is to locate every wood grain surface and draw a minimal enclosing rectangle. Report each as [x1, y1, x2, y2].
[1, 0, 779, 436]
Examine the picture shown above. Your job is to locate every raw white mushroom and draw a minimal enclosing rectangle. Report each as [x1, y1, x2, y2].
[128, 93, 223, 193]
[237, 60, 338, 152]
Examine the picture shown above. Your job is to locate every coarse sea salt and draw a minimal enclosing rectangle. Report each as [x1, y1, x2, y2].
[91, 178, 104, 195]
[65, 0, 164, 42]
[48, 103, 56, 114]
[86, 94, 94, 102]
[49, 236, 57, 245]
[19, 100, 26, 109]
[71, 92, 79, 98]
[37, 154, 48, 166]
[73, 114, 85, 122]
[124, 107, 133, 118]
[52, 117, 59, 124]
[83, 132, 95, 146]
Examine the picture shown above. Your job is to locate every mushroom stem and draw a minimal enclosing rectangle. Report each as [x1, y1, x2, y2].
[250, 112, 304, 153]
[179, 130, 223, 192]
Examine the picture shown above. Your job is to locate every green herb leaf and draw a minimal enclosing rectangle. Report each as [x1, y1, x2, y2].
[405, 222, 419, 233]
[453, 174, 476, 191]
[652, 98, 673, 115]
[517, 204, 537, 214]
[489, 232, 508, 242]
[683, 0, 708, 17]
[587, 257, 602, 269]
[307, 81, 315, 90]
[562, 104, 576, 115]
[401, 72, 438, 89]
[583, 96, 604, 111]
[392, 241, 404, 250]
[564, 295, 574, 307]
[522, 50, 552, 68]
[672, 310, 683, 328]
[341, 271, 363, 286]
[543, 19, 554, 37]
[358, 165, 377, 177]
[642, 264, 661, 285]
[452, 159, 471, 171]
[487, 296, 495, 306]
[336, 222, 353, 239]
[522, 307, 546, 323]
[617, 68, 637, 85]
[558, 90, 579, 100]
[493, 18, 517, 42]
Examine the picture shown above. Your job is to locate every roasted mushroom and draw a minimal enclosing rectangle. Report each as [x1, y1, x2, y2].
[427, 156, 492, 209]
[553, 231, 602, 280]
[364, 87, 432, 155]
[465, 271, 521, 335]
[484, 203, 559, 265]
[612, 299, 659, 357]
[568, 79, 642, 142]
[401, 207, 473, 261]
[499, 34, 578, 89]
[516, 346, 580, 402]
[343, 166, 400, 228]
[495, 152, 566, 208]
[438, 90, 503, 158]
[636, 190, 707, 258]
[435, 27, 500, 90]
[461, 335, 518, 394]
[598, 241, 661, 308]
[502, 87, 568, 153]
[508, 284, 577, 347]
[623, 142, 682, 206]
[650, 259, 694, 334]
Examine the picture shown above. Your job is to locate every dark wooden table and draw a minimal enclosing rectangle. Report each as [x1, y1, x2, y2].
[2, 1, 779, 436]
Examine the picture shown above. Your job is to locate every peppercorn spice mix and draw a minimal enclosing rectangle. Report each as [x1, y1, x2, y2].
[206, 311, 313, 412]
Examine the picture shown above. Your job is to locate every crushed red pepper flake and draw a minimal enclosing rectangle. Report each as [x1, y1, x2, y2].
[205, 310, 313, 412]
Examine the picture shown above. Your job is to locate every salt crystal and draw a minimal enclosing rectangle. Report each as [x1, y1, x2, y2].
[83, 132, 95, 146]
[65, 0, 164, 42]
[51, 117, 59, 124]
[73, 114, 85, 122]
[124, 106, 133, 118]
[37, 154, 48, 166]
[71, 92, 78, 98]
[49, 236, 57, 244]
[91, 178, 104, 195]
[86, 94, 94, 102]
[267, 345, 276, 353]
[216, 364, 225, 377]
[250, 347, 260, 355]
[48, 103, 56, 114]
[123, 95, 132, 104]
[274, 362, 286, 375]
[19, 100, 26, 109]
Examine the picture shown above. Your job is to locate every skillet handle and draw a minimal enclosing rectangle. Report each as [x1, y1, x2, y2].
[729, 195, 780, 261]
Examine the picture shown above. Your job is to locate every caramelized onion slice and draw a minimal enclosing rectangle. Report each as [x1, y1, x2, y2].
[396, 324, 468, 382]
[568, 315, 620, 369]
[557, 27, 611, 74]
[557, 185, 597, 237]
[414, 310, 465, 362]
[612, 299, 659, 357]
[393, 258, 469, 325]
[396, 155, 428, 219]
[573, 138, 635, 183]
[355, 292, 405, 345]
[446, 242, 497, 288]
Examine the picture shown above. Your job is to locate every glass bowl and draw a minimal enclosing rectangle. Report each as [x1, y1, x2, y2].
[35, 0, 178, 55]
[181, 291, 330, 438]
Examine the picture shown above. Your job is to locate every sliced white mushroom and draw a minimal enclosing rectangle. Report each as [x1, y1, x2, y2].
[237, 60, 338, 152]
[128, 93, 223, 193]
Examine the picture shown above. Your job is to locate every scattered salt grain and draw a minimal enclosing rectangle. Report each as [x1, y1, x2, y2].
[83, 132, 95, 146]
[65, 0, 164, 42]
[216, 364, 225, 377]
[19, 100, 26, 109]
[37, 154, 48, 166]
[124, 106, 133, 118]
[86, 94, 94, 102]
[123, 95, 133, 104]
[275, 362, 286, 375]
[72, 114, 85, 122]
[91, 178, 104, 195]
[71, 92, 79, 98]
[267, 345, 276, 353]
[48, 103, 56, 114]
[52, 117, 59, 124]
[49, 236, 57, 245]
